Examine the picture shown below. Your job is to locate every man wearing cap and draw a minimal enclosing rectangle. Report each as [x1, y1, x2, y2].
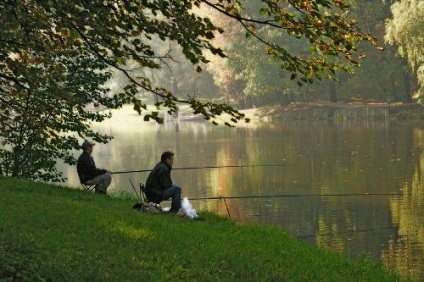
[77, 140, 112, 194]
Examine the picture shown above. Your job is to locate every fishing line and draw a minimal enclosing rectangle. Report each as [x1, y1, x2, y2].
[112, 164, 289, 175]
[189, 195, 400, 238]
[188, 192, 402, 201]
[187, 193, 401, 221]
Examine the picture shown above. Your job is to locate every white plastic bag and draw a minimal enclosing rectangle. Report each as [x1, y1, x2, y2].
[180, 197, 198, 219]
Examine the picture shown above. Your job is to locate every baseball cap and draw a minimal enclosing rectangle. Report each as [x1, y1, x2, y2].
[82, 140, 95, 150]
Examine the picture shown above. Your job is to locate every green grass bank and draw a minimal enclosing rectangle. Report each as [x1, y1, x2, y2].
[0, 177, 411, 281]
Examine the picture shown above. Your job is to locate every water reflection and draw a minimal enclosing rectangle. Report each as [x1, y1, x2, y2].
[58, 107, 424, 279]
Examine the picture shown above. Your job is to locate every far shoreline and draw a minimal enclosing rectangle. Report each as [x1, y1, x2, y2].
[240, 101, 424, 122]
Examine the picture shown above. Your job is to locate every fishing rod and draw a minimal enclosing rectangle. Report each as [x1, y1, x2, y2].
[112, 164, 289, 175]
[128, 179, 141, 200]
[187, 192, 401, 220]
[188, 192, 402, 201]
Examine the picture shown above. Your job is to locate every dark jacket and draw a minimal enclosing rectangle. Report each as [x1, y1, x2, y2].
[77, 151, 106, 183]
[145, 161, 172, 203]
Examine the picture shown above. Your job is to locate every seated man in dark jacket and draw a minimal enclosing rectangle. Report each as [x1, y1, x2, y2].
[145, 151, 182, 213]
[77, 140, 112, 194]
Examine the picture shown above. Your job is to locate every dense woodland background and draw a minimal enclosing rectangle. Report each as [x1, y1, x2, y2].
[129, 1, 422, 108]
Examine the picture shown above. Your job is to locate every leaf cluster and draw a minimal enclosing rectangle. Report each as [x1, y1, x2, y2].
[205, 0, 377, 83]
[0, 0, 375, 181]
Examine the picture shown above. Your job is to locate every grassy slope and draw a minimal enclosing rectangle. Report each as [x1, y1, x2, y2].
[0, 177, 410, 281]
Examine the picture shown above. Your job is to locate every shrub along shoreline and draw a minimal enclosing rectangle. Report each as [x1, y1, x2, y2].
[0, 177, 411, 281]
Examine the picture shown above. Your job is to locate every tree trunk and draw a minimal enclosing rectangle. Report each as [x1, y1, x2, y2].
[329, 82, 337, 102]
[390, 79, 399, 102]
[401, 71, 413, 103]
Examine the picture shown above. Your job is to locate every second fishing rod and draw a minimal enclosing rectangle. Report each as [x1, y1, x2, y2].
[111, 164, 290, 175]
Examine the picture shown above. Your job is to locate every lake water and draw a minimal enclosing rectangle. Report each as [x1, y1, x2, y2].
[59, 107, 424, 279]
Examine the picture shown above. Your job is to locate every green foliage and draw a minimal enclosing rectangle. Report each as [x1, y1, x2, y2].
[0, 0, 374, 182]
[333, 0, 412, 103]
[0, 42, 113, 181]
[221, 1, 414, 106]
[385, 0, 424, 100]
[0, 177, 409, 281]
[215, 0, 377, 82]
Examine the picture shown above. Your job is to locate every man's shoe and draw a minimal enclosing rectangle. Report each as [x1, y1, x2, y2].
[95, 189, 106, 195]
[168, 208, 179, 213]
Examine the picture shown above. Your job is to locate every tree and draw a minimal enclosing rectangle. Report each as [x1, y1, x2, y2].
[208, 1, 383, 106]
[385, 0, 424, 101]
[0, 0, 375, 181]
[326, 0, 413, 103]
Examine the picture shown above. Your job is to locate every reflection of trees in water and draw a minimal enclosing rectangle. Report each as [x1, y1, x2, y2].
[220, 122, 422, 278]
[304, 124, 421, 278]
[313, 196, 396, 259]
[207, 141, 249, 221]
[381, 141, 424, 279]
